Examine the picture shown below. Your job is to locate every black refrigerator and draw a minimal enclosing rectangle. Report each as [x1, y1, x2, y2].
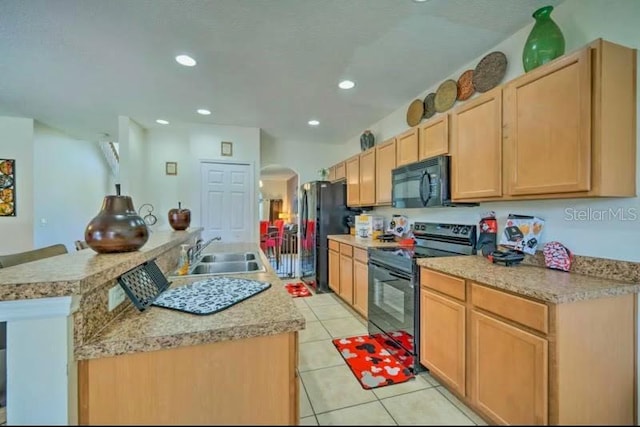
[299, 180, 351, 293]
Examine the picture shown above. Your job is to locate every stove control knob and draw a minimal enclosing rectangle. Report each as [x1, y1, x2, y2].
[461, 226, 470, 235]
[452, 226, 460, 234]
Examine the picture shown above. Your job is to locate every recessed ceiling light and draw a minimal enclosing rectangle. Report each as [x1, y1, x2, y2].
[175, 54, 197, 67]
[308, 120, 320, 126]
[197, 109, 211, 115]
[413, 0, 430, 2]
[338, 80, 356, 90]
[156, 119, 169, 125]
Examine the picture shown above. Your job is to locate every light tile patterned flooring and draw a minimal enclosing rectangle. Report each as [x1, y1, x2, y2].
[292, 287, 488, 426]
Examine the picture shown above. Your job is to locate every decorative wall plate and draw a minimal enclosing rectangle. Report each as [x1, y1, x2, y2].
[434, 79, 458, 113]
[457, 69, 475, 101]
[360, 130, 375, 151]
[406, 99, 424, 127]
[473, 51, 508, 93]
[423, 93, 436, 119]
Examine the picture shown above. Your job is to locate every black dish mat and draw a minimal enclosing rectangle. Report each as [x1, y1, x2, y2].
[151, 276, 271, 315]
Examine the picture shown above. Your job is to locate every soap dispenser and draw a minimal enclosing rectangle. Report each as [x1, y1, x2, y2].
[178, 244, 190, 275]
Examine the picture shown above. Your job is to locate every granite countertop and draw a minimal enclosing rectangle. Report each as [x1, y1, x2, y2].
[0, 229, 202, 301]
[417, 256, 640, 304]
[74, 242, 305, 360]
[327, 234, 401, 249]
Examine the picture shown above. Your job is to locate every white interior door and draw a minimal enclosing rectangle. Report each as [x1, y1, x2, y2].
[200, 161, 254, 243]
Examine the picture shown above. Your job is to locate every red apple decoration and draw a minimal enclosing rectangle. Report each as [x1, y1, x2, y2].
[168, 201, 191, 231]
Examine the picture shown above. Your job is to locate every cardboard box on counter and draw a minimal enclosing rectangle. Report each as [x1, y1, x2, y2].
[355, 214, 384, 239]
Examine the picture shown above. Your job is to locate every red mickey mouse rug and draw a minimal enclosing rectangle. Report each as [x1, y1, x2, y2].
[332, 333, 415, 390]
[284, 282, 312, 298]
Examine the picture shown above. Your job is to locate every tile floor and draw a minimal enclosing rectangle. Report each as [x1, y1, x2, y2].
[292, 287, 488, 426]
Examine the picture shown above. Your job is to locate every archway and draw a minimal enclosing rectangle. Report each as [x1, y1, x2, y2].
[259, 164, 299, 278]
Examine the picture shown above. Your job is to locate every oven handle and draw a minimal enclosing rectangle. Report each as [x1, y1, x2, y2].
[369, 263, 413, 284]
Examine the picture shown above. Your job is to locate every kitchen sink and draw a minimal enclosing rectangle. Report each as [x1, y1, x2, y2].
[189, 260, 265, 275]
[199, 252, 258, 263]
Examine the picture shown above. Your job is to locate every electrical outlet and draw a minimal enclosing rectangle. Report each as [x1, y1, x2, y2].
[108, 284, 126, 311]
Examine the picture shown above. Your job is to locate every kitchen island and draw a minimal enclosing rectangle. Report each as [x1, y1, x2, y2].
[417, 255, 639, 425]
[0, 231, 304, 425]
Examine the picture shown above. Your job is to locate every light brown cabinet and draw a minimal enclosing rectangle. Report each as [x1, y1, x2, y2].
[359, 148, 376, 206]
[328, 239, 369, 318]
[420, 289, 466, 396]
[396, 127, 419, 167]
[327, 166, 336, 182]
[470, 310, 548, 425]
[352, 248, 368, 319]
[375, 138, 396, 205]
[503, 39, 636, 199]
[328, 247, 340, 294]
[419, 115, 449, 160]
[419, 267, 636, 425]
[450, 87, 503, 201]
[338, 243, 354, 304]
[334, 161, 346, 181]
[345, 155, 360, 207]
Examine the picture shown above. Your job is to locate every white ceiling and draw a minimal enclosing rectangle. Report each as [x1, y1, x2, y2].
[0, 0, 562, 145]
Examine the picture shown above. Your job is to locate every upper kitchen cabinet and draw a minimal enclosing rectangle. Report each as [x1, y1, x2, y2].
[419, 115, 449, 160]
[345, 154, 360, 207]
[334, 161, 346, 182]
[396, 127, 419, 167]
[503, 39, 636, 198]
[451, 87, 503, 201]
[359, 148, 376, 206]
[375, 138, 396, 205]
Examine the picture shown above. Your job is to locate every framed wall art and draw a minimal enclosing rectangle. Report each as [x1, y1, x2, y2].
[0, 159, 16, 217]
[221, 141, 233, 157]
[165, 161, 177, 176]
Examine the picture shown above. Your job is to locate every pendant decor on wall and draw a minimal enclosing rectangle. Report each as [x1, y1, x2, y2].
[0, 159, 16, 217]
[522, 5, 565, 72]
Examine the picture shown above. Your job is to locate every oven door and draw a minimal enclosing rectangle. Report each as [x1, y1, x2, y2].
[368, 262, 416, 353]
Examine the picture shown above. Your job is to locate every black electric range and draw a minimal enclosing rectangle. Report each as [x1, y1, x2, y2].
[367, 222, 477, 374]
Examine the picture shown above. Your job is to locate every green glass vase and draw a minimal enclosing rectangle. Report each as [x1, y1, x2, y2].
[522, 5, 565, 72]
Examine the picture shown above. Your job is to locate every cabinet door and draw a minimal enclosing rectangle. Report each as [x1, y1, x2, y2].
[339, 254, 353, 304]
[359, 149, 376, 205]
[328, 166, 336, 182]
[470, 310, 548, 425]
[504, 47, 591, 196]
[345, 156, 360, 207]
[450, 88, 503, 200]
[353, 260, 368, 319]
[420, 289, 466, 396]
[375, 138, 396, 205]
[419, 115, 449, 160]
[396, 128, 419, 167]
[334, 162, 346, 181]
[328, 249, 340, 294]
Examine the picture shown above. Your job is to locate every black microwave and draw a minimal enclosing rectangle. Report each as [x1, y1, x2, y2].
[391, 155, 476, 208]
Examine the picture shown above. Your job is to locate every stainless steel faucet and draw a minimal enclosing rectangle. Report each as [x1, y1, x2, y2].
[186, 236, 222, 264]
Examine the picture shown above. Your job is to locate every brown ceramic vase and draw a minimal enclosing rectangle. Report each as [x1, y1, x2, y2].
[168, 202, 191, 231]
[84, 185, 149, 254]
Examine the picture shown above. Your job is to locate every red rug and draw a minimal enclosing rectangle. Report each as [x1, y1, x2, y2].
[284, 282, 312, 298]
[332, 334, 415, 390]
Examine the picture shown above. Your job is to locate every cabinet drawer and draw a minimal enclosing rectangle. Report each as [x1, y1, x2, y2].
[471, 283, 548, 334]
[420, 268, 465, 301]
[339, 243, 353, 257]
[353, 247, 368, 263]
[328, 239, 340, 252]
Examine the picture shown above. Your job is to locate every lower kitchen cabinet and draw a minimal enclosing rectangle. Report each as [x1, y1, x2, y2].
[328, 239, 369, 319]
[419, 267, 636, 425]
[352, 248, 368, 319]
[339, 252, 353, 304]
[420, 289, 465, 396]
[470, 310, 547, 425]
[328, 247, 340, 294]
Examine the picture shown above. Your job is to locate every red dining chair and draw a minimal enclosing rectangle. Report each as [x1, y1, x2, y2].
[265, 220, 285, 267]
[259, 221, 269, 251]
